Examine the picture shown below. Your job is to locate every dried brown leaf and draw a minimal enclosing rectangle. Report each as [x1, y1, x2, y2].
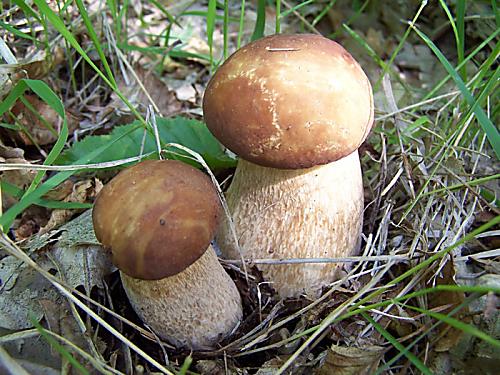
[8, 95, 79, 146]
[41, 179, 100, 234]
[0, 255, 61, 330]
[0, 143, 37, 210]
[317, 344, 385, 375]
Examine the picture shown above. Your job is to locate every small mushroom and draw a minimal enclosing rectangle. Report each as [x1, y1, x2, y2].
[203, 34, 374, 298]
[92, 159, 242, 349]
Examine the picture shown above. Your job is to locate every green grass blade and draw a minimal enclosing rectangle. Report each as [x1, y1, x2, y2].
[347, 285, 500, 321]
[237, 0, 246, 49]
[0, 21, 37, 41]
[330, 0, 370, 39]
[438, 0, 467, 79]
[458, 63, 500, 145]
[251, 0, 266, 41]
[207, 0, 217, 67]
[33, 0, 149, 131]
[411, 25, 500, 158]
[456, 0, 466, 80]
[276, 0, 281, 33]
[181, 10, 238, 21]
[365, 215, 500, 303]
[177, 355, 193, 375]
[493, 0, 500, 28]
[343, 24, 388, 70]
[0, 122, 19, 130]
[223, 0, 229, 60]
[422, 173, 500, 197]
[465, 40, 500, 93]
[376, 296, 474, 374]
[74, 0, 117, 88]
[405, 305, 500, 348]
[438, 0, 460, 64]
[0, 81, 28, 115]
[1, 181, 92, 210]
[117, 43, 210, 62]
[312, 0, 337, 27]
[280, 0, 315, 19]
[362, 312, 432, 375]
[105, 0, 119, 35]
[149, 0, 179, 27]
[422, 28, 500, 101]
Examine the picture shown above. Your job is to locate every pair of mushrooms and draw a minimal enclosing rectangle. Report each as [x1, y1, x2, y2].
[92, 33, 373, 349]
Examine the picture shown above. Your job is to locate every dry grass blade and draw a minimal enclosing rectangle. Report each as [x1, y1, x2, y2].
[0, 346, 31, 375]
[224, 254, 412, 265]
[0, 153, 155, 171]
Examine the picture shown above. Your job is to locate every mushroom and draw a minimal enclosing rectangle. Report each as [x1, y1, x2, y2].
[202, 34, 374, 298]
[92, 159, 242, 349]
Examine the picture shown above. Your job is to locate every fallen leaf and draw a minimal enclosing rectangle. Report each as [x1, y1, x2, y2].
[50, 244, 114, 290]
[0, 47, 64, 98]
[317, 344, 385, 375]
[0, 142, 36, 211]
[55, 209, 101, 248]
[41, 179, 101, 234]
[0, 255, 61, 330]
[48, 209, 115, 290]
[164, 77, 197, 103]
[13, 206, 49, 240]
[195, 359, 228, 375]
[7, 94, 79, 146]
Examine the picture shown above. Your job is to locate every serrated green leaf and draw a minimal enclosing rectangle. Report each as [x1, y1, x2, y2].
[55, 117, 236, 170]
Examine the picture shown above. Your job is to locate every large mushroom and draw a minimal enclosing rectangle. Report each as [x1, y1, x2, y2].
[203, 34, 374, 298]
[92, 159, 242, 349]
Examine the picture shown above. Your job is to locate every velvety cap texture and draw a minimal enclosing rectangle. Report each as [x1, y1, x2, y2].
[203, 33, 374, 169]
[92, 160, 221, 280]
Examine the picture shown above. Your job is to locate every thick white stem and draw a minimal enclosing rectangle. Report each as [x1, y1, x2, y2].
[121, 246, 242, 349]
[217, 151, 364, 298]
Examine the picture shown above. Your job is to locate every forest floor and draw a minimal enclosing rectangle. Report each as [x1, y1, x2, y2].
[0, 1, 499, 374]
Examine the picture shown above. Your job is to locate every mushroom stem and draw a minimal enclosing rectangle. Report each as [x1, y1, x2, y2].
[217, 151, 363, 298]
[121, 245, 242, 350]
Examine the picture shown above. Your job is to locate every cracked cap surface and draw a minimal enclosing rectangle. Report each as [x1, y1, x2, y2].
[92, 160, 221, 280]
[203, 33, 374, 169]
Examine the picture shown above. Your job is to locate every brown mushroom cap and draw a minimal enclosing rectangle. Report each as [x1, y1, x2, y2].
[203, 33, 374, 169]
[92, 160, 221, 280]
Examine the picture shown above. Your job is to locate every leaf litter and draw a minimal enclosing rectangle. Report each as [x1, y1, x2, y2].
[0, 0, 498, 374]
